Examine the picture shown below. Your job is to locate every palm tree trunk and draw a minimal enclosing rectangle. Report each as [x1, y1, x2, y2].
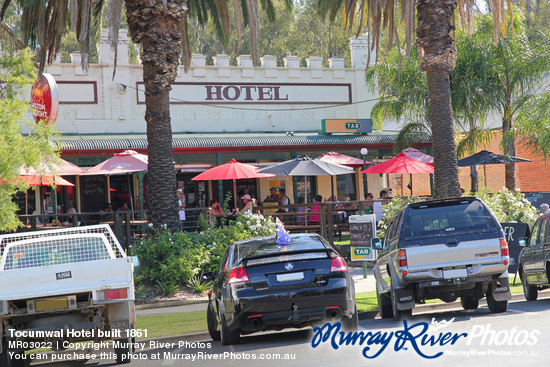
[502, 115, 516, 190]
[417, 0, 461, 199]
[125, 0, 186, 231]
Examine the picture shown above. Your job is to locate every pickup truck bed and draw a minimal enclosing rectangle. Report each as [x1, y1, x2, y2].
[0, 225, 136, 366]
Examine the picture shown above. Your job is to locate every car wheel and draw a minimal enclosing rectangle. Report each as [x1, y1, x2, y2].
[521, 270, 538, 301]
[207, 302, 221, 341]
[390, 282, 412, 321]
[219, 311, 240, 345]
[114, 337, 132, 364]
[341, 305, 358, 331]
[460, 295, 479, 310]
[486, 283, 508, 313]
[376, 283, 393, 319]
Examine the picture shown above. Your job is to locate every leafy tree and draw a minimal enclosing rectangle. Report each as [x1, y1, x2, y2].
[0, 49, 59, 231]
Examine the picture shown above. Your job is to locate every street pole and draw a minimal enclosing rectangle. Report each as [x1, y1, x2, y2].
[360, 148, 368, 278]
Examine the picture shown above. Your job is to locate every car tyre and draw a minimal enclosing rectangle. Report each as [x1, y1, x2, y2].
[114, 337, 132, 364]
[460, 295, 479, 310]
[521, 270, 538, 301]
[390, 282, 412, 321]
[219, 311, 240, 345]
[486, 283, 508, 313]
[376, 283, 393, 319]
[207, 302, 221, 341]
[341, 305, 358, 331]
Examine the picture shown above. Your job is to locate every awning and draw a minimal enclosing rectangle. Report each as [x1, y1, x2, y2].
[55, 133, 432, 156]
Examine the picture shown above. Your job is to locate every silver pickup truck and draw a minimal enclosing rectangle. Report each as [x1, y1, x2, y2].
[0, 225, 136, 366]
[372, 197, 511, 320]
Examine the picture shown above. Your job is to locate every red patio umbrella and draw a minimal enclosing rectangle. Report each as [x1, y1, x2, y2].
[315, 151, 373, 168]
[20, 175, 75, 187]
[361, 153, 434, 195]
[192, 159, 275, 209]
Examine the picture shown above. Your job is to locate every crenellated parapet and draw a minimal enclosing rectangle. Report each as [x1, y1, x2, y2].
[36, 30, 380, 136]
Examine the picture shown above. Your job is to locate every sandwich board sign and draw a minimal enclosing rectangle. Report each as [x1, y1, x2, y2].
[349, 214, 377, 261]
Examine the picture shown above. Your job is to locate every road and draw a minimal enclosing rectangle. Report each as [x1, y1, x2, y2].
[32, 299, 550, 367]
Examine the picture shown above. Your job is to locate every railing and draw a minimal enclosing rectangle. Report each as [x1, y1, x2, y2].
[17, 200, 378, 249]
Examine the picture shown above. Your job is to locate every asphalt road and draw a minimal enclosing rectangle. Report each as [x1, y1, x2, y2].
[31, 298, 550, 367]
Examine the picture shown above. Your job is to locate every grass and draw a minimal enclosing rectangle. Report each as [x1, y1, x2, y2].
[134, 277, 526, 339]
[135, 310, 207, 339]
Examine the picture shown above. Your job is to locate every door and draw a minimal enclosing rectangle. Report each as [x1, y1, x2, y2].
[524, 218, 542, 283]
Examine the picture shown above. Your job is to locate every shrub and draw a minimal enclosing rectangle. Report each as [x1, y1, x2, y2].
[474, 187, 538, 228]
[133, 227, 210, 285]
[134, 213, 276, 285]
[378, 195, 421, 242]
[156, 280, 179, 297]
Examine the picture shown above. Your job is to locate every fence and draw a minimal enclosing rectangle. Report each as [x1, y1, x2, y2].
[17, 200, 379, 250]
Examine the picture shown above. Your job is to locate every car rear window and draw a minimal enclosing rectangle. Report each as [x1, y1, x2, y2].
[404, 199, 496, 237]
[229, 235, 328, 267]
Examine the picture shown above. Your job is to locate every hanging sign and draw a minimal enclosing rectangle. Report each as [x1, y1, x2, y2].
[31, 73, 59, 125]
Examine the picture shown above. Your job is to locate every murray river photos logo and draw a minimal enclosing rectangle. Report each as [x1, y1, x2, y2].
[311, 318, 539, 359]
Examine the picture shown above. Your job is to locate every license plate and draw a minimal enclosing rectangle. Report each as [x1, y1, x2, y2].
[276, 272, 304, 282]
[443, 268, 468, 279]
[35, 298, 68, 312]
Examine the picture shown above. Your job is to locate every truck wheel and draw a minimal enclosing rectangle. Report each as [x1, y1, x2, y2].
[219, 311, 240, 345]
[114, 337, 132, 364]
[341, 305, 358, 331]
[521, 270, 538, 301]
[376, 283, 393, 319]
[460, 295, 479, 310]
[391, 282, 412, 321]
[1, 342, 24, 367]
[207, 302, 221, 341]
[487, 283, 508, 313]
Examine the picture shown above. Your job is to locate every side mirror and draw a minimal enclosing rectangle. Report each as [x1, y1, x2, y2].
[371, 238, 382, 250]
[518, 238, 527, 247]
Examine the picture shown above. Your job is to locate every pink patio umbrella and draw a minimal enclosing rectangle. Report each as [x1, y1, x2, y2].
[315, 151, 373, 168]
[84, 150, 148, 175]
[192, 159, 276, 209]
[83, 150, 149, 212]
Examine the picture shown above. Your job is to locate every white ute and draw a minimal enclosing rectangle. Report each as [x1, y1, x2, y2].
[0, 225, 136, 366]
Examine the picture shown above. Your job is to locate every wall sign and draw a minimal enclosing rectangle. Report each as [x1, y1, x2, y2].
[31, 73, 59, 125]
[136, 82, 352, 105]
[322, 119, 372, 133]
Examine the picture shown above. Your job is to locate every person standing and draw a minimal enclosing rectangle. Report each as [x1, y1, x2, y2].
[277, 188, 290, 212]
[372, 190, 389, 222]
[364, 192, 374, 214]
[177, 189, 186, 225]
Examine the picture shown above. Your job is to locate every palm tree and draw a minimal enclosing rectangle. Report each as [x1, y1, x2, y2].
[317, 0, 514, 199]
[0, 0, 283, 230]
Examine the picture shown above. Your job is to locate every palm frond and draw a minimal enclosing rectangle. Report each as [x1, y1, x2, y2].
[0, 0, 11, 20]
[393, 120, 432, 153]
[108, 0, 123, 78]
[456, 127, 495, 158]
[232, 0, 244, 51]
[0, 21, 26, 51]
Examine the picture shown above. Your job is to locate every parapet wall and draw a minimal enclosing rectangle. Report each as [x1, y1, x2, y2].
[38, 30, 379, 135]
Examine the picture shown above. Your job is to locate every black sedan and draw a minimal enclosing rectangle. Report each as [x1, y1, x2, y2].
[207, 233, 357, 345]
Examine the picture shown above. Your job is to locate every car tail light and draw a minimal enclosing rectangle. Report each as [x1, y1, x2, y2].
[97, 288, 128, 301]
[330, 257, 348, 272]
[228, 267, 249, 284]
[500, 238, 509, 257]
[398, 249, 407, 267]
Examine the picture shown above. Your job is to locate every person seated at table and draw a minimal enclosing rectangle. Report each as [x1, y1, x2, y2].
[276, 188, 291, 213]
[343, 197, 357, 210]
[240, 194, 255, 214]
[309, 195, 323, 223]
[264, 187, 279, 203]
[364, 192, 374, 214]
[63, 207, 85, 226]
[207, 199, 225, 226]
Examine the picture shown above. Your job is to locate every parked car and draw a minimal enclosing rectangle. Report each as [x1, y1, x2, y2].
[207, 233, 357, 345]
[372, 197, 511, 320]
[518, 214, 550, 301]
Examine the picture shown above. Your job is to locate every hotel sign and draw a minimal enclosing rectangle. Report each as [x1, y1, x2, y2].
[136, 82, 352, 104]
[322, 119, 372, 133]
